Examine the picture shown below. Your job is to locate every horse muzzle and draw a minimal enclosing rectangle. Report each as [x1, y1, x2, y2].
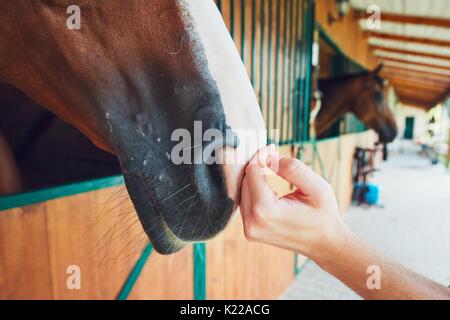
[120, 136, 238, 254]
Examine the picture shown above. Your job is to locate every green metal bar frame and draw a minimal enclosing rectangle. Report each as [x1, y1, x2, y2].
[230, 0, 235, 39]
[285, 0, 295, 143]
[0, 175, 124, 212]
[258, 0, 265, 113]
[241, 0, 246, 63]
[279, 0, 289, 143]
[193, 243, 207, 300]
[273, 0, 281, 136]
[301, 0, 315, 143]
[292, 0, 301, 143]
[266, 0, 273, 137]
[251, 0, 256, 84]
[116, 243, 153, 300]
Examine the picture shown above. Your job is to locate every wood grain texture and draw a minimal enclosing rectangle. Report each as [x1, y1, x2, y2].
[206, 214, 295, 299]
[0, 184, 194, 299]
[316, 0, 378, 69]
[0, 131, 22, 195]
[127, 246, 193, 300]
[0, 204, 53, 299]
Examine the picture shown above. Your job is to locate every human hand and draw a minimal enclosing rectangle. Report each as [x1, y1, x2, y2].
[240, 144, 350, 262]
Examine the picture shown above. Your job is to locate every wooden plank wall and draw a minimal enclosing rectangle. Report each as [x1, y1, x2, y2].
[300, 131, 378, 214]
[316, 0, 378, 69]
[0, 186, 193, 299]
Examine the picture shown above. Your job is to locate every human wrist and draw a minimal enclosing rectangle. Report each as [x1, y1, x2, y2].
[307, 218, 355, 267]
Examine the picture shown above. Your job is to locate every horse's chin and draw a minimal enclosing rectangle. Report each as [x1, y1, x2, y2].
[122, 173, 187, 254]
[122, 155, 239, 255]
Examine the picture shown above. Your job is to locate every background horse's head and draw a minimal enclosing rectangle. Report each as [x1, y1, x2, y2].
[0, 0, 265, 254]
[316, 65, 398, 143]
[349, 65, 397, 143]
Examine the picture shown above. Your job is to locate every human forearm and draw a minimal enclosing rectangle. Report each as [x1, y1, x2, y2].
[312, 223, 450, 300]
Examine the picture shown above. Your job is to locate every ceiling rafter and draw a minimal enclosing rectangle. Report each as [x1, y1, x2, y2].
[354, 10, 450, 28]
[382, 72, 449, 90]
[378, 56, 450, 71]
[366, 32, 450, 48]
[371, 45, 450, 61]
[382, 66, 450, 83]
[390, 80, 446, 94]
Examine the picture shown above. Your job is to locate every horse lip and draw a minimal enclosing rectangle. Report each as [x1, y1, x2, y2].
[120, 131, 237, 253]
[123, 173, 187, 254]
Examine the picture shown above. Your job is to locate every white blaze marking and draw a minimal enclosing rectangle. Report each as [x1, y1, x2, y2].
[178, 0, 268, 203]
[180, 0, 266, 157]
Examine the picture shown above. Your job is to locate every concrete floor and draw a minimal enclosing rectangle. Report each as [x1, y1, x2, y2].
[282, 142, 450, 300]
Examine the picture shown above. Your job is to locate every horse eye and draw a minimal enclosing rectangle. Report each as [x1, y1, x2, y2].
[373, 91, 384, 104]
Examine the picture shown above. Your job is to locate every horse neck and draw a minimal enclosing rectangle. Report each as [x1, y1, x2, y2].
[315, 75, 365, 136]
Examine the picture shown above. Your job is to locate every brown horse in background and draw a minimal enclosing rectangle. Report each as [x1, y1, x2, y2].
[315, 65, 398, 143]
[0, 0, 265, 254]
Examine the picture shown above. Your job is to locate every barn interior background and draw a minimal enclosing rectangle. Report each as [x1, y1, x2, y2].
[0, 0, 449, 299]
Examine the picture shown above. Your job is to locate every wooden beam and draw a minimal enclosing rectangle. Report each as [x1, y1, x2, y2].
[430, 87, 450, 107]
[378, 57, 450, 72]
[367, 32, 450, 48]
[371, 45, 450, 61]
[386, 73, 449, 88]
[393, 86, 440, 100]
[395, 83, 449, 106]
[383, 66, 450, 83]
[397, 96, 433, 109]
[355, 10, 450, 28]
[382, 69, 450, 83]
[390, 80, 446, 94]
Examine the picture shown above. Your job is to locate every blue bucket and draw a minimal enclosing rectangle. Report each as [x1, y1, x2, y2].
[364, 183, 380, 205]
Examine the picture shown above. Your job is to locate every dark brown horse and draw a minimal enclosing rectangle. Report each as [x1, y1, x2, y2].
[315, 65, 398, 143]
[0, 1, 265, 254]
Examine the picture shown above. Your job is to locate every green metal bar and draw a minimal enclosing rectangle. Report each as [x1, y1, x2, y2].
[291, 0, 301, 143]
[298, 0, 306, 143]
[241, 0, 246, 63]
[0, 175, 124, 211]
[193, 243, 207, 300]
[273, 0, 281, 141]
[116, 243, 153, 300]
[217, 0, 222, 12]
[258, 0, 265, 112]
[286, 0, 295, 142]
[297, 0, 306, 143]
[266, 0, 273, 134]
[251, 0, 256, 84]
[302, 0, 315, 142]
[230, 0, 235, 39]
[280, 0, 289, 142]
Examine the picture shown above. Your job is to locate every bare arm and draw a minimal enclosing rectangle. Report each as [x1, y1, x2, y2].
[240, 145, 450, 300]
[314, 223, 449, 299]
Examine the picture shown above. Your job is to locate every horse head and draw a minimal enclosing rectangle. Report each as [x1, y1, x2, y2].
[316, 64, 398, 143]
[349, 65, 398, 143]
[0, 1, 265, 254]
